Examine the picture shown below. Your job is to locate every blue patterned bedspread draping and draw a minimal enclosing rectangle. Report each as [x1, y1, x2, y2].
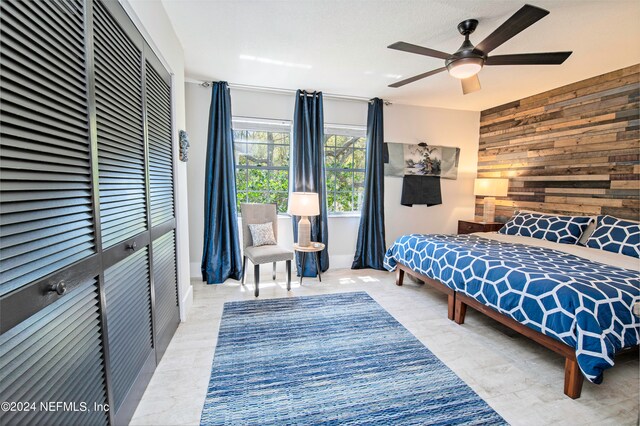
[383, 234, 640, 383]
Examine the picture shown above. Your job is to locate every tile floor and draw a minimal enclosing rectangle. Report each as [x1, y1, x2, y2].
[131, 269, 639, 426]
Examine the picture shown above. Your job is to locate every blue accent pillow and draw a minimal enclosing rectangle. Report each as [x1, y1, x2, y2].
[499, 212, 593, 244]
[586, 215, 640, 258]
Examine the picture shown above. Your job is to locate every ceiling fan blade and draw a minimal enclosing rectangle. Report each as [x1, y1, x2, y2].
[461, 75, 481, 95]
[388, 67, 447, 88]
[388, 41, 450, 60]
[475, 4, 549, 55]
[485, 51, 572, 65]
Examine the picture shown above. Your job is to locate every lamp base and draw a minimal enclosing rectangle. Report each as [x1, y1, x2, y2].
[483, 197, 496, 223]
[297, 216, 311, 247]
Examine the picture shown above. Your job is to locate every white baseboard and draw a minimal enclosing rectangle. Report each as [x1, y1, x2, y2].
[329, 254, 354, 269]
[179, 283, 193, 322]
[190, 254, 355, 279]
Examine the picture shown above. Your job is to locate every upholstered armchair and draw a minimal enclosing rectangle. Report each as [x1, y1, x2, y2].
[240, 203, 293, 297]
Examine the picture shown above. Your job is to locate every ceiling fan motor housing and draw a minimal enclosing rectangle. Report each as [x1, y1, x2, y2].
[447, 40, 485, 61]
[445, 35, 486, 78]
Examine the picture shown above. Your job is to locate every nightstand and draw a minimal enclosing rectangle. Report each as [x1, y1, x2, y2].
[457, 219, 504, 234]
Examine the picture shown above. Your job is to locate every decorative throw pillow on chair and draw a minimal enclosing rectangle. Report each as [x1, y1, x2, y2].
[248, 222, 277, 247]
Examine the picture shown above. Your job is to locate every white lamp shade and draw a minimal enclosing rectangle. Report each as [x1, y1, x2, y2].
[288, 192, 320, 216]
[474, 178, 509, 197]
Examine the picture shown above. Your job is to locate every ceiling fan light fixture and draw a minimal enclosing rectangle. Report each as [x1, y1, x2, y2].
[447, 57, 483, 79]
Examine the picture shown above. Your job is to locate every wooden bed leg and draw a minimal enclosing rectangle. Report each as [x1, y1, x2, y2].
[564, 357, 584, 399]
[395, 268, 405, 286]
[454, 297, 467, 324]
[447, 293, 456, 321]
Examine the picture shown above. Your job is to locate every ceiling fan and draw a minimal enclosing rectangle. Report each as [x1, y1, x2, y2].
[387, 4, 572, 94]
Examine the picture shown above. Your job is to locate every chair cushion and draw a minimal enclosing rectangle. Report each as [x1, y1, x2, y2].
[248, 222, 277, 246]
[245, 245, 294, 264]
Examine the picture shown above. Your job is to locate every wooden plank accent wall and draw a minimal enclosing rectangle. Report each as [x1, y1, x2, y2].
[477, 64, 640, 222]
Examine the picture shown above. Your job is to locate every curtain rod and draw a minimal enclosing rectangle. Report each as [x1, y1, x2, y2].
[192, 79, 391, 105]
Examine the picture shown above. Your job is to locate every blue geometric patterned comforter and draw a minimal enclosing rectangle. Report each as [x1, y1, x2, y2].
[384, 234, 640, 383]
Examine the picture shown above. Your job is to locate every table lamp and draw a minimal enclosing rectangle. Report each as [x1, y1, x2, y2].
[288, 192, 319, 247]
[474, 178, 509, 223]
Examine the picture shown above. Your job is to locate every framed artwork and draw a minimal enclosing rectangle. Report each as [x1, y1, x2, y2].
[384, 142, 460, 180]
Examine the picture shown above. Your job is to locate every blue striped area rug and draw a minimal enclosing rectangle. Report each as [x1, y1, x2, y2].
[200, 292, 506, 425]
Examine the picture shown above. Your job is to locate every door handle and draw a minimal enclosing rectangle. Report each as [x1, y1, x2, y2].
[48, 281, 67, 296]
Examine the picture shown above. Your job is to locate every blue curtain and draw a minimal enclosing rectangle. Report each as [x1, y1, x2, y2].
[291, 90, 329, 277]
[201, 82, 243, 283]
[352, 98, 386, 270]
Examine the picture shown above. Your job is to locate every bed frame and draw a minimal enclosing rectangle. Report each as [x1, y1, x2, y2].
[394, 263, 456, 321]
[454, 293, 584, 398]
[394, 262, 584, 398]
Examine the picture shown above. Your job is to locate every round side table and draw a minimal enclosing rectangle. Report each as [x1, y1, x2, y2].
[293, 242, 325, 284]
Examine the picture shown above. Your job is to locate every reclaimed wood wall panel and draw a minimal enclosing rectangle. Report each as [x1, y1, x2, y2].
[477, 64, 640, 222]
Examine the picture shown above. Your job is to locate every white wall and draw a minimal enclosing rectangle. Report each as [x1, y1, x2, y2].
[185, 83, 480, 278]
[384, 104, 480, 243]
[121, 0, 192, 319]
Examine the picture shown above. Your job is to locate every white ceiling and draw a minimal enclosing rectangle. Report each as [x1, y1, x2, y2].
[162, 0, 640, 111]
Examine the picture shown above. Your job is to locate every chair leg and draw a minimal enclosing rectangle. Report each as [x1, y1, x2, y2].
[254, 264, 260, 297]
[286, 260, 291, 291]
[272, 262, 276, 280]
[241, 256, 247, 285]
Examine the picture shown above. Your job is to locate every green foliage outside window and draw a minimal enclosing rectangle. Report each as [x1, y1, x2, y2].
[324, 134, 366, 213]
[234, 126, 366, 215]
[234, 129, 290, 213]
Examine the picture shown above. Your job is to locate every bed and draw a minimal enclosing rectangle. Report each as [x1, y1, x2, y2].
[384, 231, 640, 399]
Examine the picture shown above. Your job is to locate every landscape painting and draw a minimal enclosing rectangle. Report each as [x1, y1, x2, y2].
[384, 142, 460, 180]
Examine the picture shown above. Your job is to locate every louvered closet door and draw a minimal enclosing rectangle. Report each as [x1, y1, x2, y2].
[145, 48, 179, 360]
[0, 0, 95, 297]
[0, 2, 109, 424]
[103, 247, 153, 413]
[152, 230, 179, 358]
[1, 0, 180, 424]
[93, 0, 147, 249]
[146, 57, 175, 227]
[92, 3, 158, 424]
[0, 278, 109, 426]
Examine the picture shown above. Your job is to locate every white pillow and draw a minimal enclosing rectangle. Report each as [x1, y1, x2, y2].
[578, 220, 597, 246]
[248, 222, 276, 247]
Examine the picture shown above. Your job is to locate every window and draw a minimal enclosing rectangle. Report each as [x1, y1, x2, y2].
[234, 119, 291, 214]
[233, 119, 366, 215]
[324, 127, 367, 214]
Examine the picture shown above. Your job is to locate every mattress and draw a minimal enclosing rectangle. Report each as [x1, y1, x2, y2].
[383, 232, 640, 383]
